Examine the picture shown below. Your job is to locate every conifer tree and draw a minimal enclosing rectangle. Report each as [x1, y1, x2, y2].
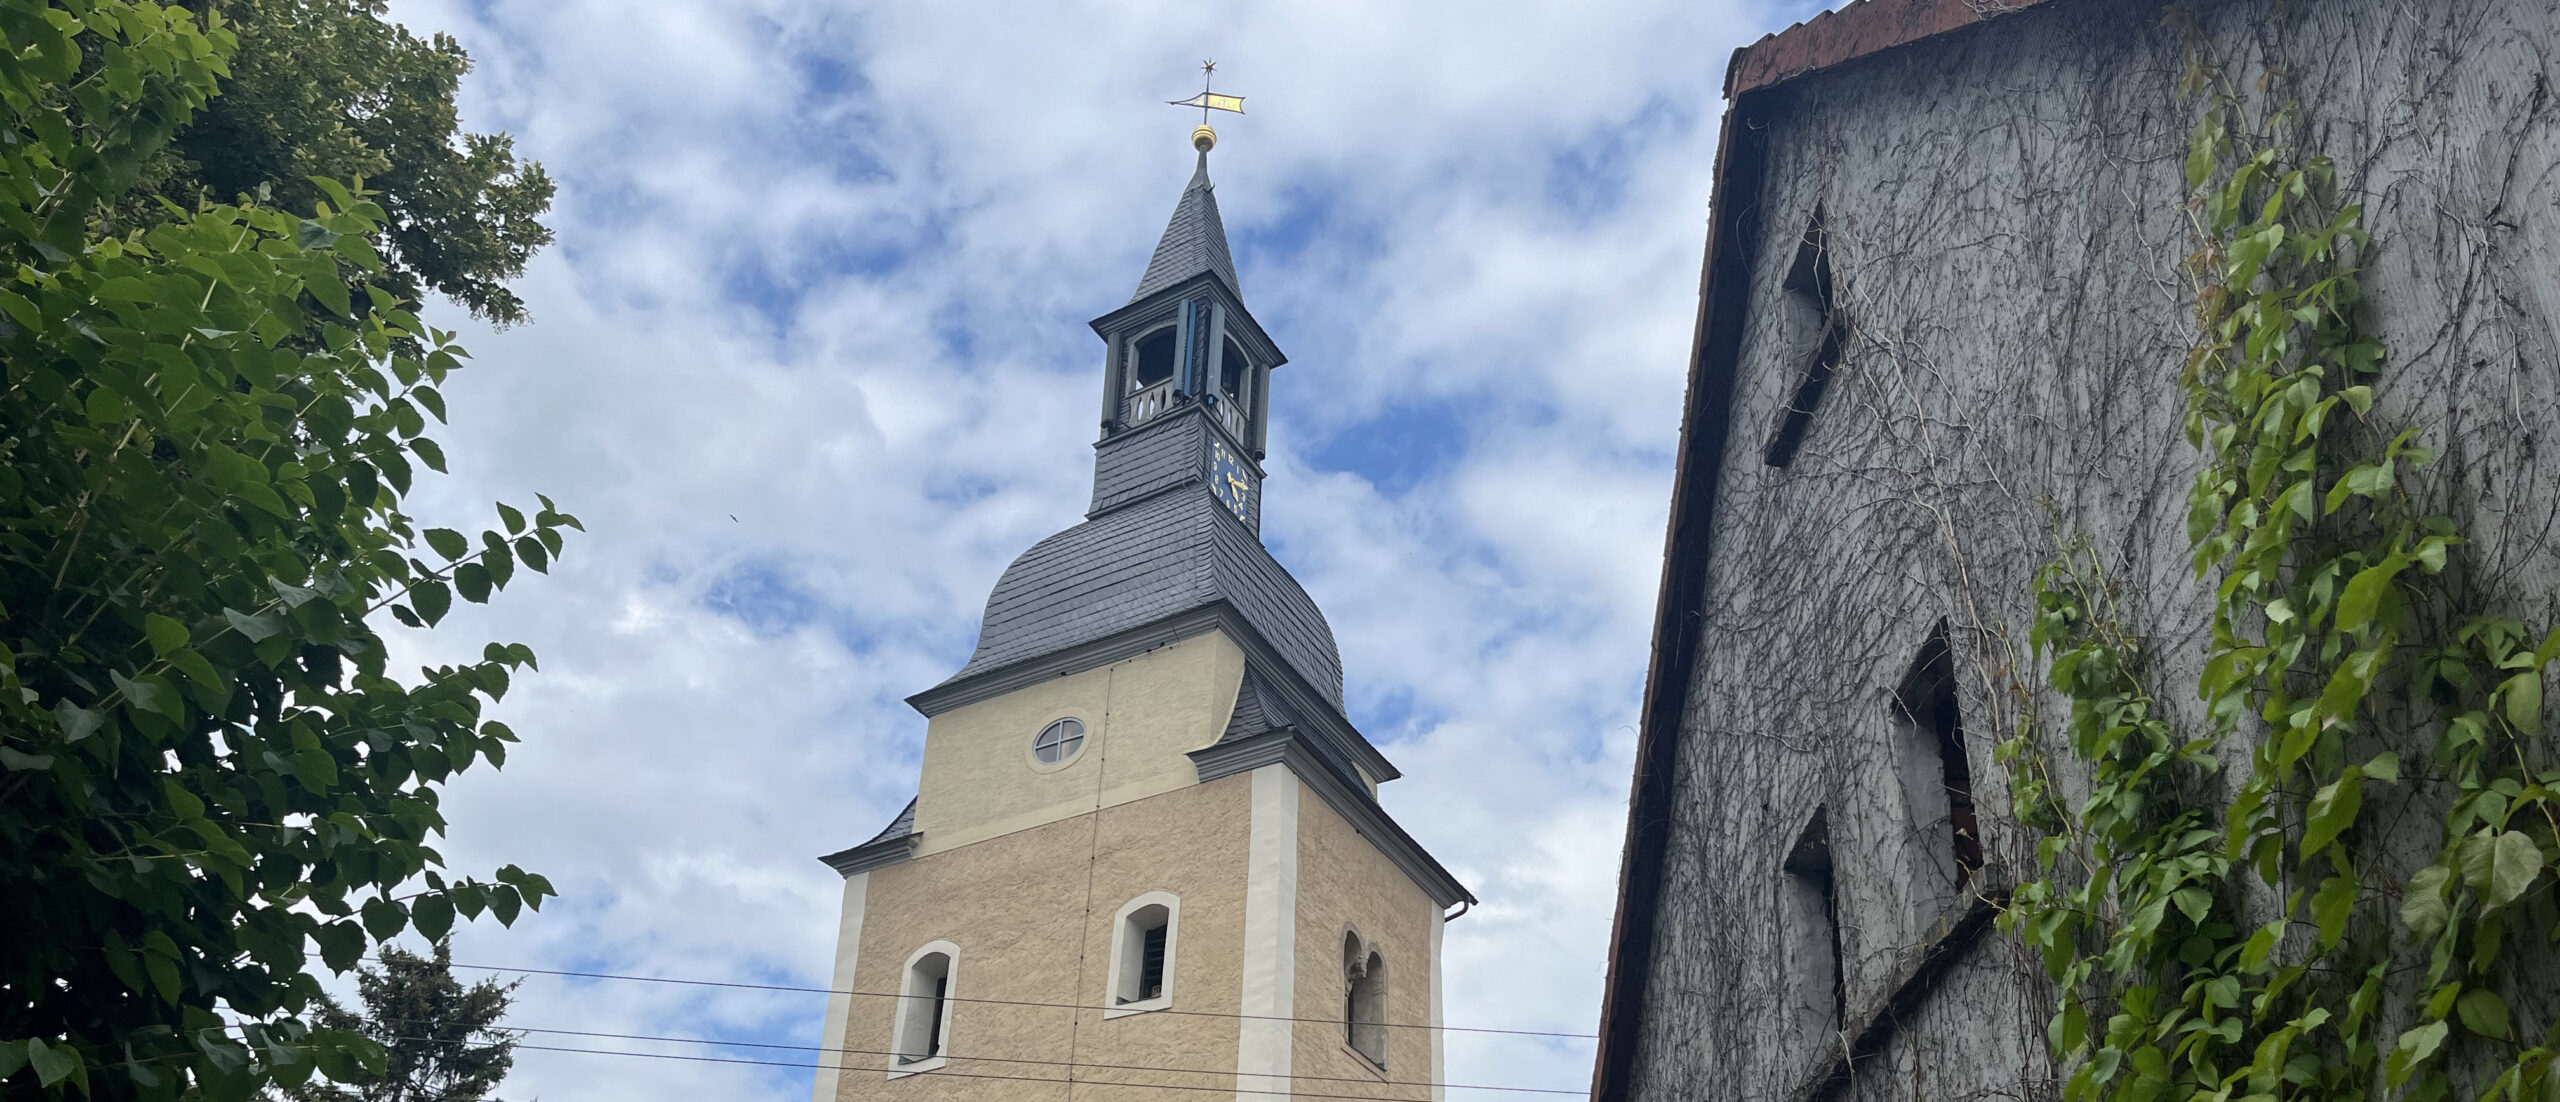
[278, 942, 519, 1102]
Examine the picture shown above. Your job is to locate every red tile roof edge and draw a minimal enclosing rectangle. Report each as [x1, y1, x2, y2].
[1725, 0, 2060, 98]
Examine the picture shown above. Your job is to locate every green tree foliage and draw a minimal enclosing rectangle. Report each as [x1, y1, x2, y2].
[120, 0, 555, 326]
[277, 941, 518, 1102]
[0, 2, 571, 1098]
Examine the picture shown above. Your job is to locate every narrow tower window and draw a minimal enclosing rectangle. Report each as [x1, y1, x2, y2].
[1108, 893, 1180, 1011]
[1765, 210, 1840, 468]
[1219, 337, 1250, 402]
[1894, 623, 1981, 910]
[1130, 326, 1178, 390]
[1343, 933, 1388, 1067]
[891, 943, 958, 1069]
[1781, 810, 1844, 1045]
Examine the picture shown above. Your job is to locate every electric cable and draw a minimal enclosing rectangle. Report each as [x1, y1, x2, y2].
[412, 957, 1599, 1039]
[494, 1023, 1585, 1096]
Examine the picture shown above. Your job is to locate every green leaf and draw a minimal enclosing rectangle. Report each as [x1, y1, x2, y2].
[2389, 1020, 2448, 1086]
[2362, 752, 2401, 783]
[223, 607, 284, 642]
[410, 579, 452, 626]
[2485, 830, 2543, 909]
[2310, 873, 2357, 950]
[1, 747, 56, 772]
[2302, 774, 2362, 856]
[498, 502, 526, 533]
[2504, 671, 2544, 735]
[143, 612, 188, 655]
[2335, 558, 2404, 635]
[454, 562, 493, 604]
[411, 892, 455, 940]
[54, 699, 102, 742]
[26, 1038, 76, 1088]
[2240, 921, 2283, 972]
[424, 527, 469, 560]
[2456, 989, 2510, 1039]
[360, 897, 407, 941]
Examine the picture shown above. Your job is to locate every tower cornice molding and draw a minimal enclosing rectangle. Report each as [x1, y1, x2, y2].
[1189, 728, 1474, 910]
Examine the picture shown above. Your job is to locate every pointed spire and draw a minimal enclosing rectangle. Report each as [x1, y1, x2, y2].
[1130, 147, 1240, 303]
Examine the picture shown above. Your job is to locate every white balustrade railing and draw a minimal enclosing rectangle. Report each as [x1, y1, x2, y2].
[1122, 381, 1172, 425]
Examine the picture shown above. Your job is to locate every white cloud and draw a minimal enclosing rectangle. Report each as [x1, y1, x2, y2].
[369, 0, 1793, 1098]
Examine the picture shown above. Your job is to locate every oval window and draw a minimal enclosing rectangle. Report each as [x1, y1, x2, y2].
[1033, 718, 1087, 765]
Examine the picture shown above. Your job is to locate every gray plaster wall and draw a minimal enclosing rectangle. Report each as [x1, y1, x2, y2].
[1628, 2, 2560, 1100]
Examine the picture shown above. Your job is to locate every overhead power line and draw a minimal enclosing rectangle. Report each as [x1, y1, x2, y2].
[500, 1040, 1492, 1102]
[419, 957, 1600, 1040]
[499, 1024, 1585, 1096]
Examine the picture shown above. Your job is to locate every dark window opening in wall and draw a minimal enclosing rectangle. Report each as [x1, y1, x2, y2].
[1219, 337, 1250, 403]
[896, 950, 953, 1064]
[1782, 810, 1844, 1039]
[1895, 623, 1982, 879]
[1765, 210, 1840, 469]
[1131, 326, 1178, 389]
[1140, 924, 1169, 999]
[1343, 934, 1388, 1067]
[1113, 899, 1175, 1006]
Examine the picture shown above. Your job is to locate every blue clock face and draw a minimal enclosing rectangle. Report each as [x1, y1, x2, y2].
[1208, 441, 1255, 522]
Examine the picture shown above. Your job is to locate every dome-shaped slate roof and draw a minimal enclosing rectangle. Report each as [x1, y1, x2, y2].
[933, 488, 1344, 709]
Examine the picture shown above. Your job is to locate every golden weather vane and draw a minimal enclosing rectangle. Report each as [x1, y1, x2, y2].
[1166, 59, 1244, 152]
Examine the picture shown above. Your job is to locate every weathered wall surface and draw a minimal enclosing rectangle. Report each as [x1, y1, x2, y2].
[1629, 2, 2560, 1101]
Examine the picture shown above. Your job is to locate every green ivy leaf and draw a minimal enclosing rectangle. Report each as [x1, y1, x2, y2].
[2455, 989, 2510, 1039]
[2484, 831, 2543, 909]
[2503, 671, 2544, 735]
[2334, 557, 2405, 635]
[2388, 1020, 2448, 1086]
[2303, 775, 2363, 857]
[2310, 873, 2357, 950]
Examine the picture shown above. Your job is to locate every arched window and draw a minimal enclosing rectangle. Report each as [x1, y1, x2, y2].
[890, 942, 958, 1072]
[1130, 326, 1178, 389]
[1219, 337, 1250, 404]
[1342, 932, 1387, 1067]
[1106, 892, 1181, 1014]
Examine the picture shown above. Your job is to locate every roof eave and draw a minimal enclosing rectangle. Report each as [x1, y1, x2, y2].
[1089, 272, 1287, 369]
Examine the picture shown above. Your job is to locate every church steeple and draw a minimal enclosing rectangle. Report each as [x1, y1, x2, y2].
[1130, 148, 1240, 302]
[806, 96, 1471, 1102]
[1086, 127, 1285, 533]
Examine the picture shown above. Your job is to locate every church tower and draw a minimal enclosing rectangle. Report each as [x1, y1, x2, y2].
[810, 127, 1475, 1102]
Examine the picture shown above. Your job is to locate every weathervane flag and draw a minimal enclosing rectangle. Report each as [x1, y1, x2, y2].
[1168, 91, 1245, 114]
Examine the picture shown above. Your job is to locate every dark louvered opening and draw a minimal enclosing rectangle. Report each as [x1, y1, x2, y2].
[1140, 924, 1168, 1000]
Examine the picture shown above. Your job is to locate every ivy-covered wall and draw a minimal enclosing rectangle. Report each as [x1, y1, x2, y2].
[1626, 2, 2559, 1100]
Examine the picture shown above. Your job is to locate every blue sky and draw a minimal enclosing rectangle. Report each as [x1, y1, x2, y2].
[373, 1, 1813, 1098]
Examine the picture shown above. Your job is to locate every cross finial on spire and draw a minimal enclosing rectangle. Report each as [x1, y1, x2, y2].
[1167, 61, 1245, 154]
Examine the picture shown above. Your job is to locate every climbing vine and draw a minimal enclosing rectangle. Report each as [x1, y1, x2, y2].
[2000, 58, 2560, 1102]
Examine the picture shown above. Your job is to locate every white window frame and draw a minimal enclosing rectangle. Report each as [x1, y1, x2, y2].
[1103, 891, 1182, 1018]
[886, 940, 960, 1078]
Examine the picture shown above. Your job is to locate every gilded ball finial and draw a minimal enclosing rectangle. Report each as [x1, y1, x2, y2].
[1192, 124, 1217, 153]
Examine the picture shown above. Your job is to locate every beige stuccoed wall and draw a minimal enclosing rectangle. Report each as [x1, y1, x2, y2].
[1288, 785, 1442, 1102]
[834, 772, 1259, 1102]
[911, 630, 1247, 857]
